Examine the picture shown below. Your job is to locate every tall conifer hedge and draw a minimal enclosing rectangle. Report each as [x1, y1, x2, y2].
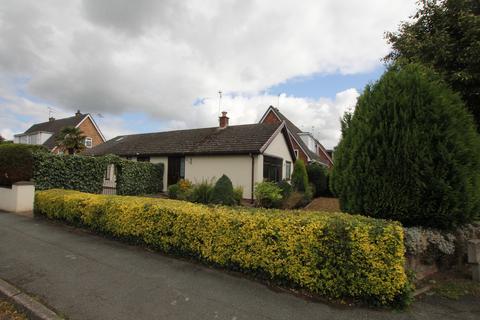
[331, 64, 480, 229]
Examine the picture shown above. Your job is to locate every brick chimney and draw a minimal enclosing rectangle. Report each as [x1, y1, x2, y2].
[75, 109, 81, 117]
[219, 111, 229, 128]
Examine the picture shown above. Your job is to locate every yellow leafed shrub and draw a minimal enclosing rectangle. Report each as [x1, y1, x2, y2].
[34, 189, 409, 306]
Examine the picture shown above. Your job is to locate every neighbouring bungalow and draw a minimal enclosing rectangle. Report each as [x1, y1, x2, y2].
[86, 112, 296, 200]
[259, 106, 333, 167]
[13, 110, 106, 153]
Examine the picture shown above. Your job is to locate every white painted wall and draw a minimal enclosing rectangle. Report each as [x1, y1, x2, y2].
[185, 155, 260, 199]
[0, 183, 35, 213]
[14, 132, 52, 145]
[263, 132, 295, 180]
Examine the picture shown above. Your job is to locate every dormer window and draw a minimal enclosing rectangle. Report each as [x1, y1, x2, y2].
[84, 137, 93, 148]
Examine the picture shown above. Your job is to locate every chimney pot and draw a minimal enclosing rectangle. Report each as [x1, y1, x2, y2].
[219, 111, 229, 128]
[75, 110, 81, 117]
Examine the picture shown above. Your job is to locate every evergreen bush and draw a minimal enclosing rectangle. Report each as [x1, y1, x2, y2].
[0, 144, 47, 186]
[209, 174, 235, 205]
[306, 163, 328, 197]
[291, 160, 308, 192]
[332, 63, 480, 230]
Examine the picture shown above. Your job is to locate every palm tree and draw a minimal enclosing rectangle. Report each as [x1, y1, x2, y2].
[56, 126, 86, 155]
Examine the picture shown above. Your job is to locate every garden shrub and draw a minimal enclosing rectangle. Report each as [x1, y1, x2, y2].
[291, 160, 308, 192]
[189, 180, 213, 204]
[276, 180, 293, 198]
[254, 181, 283, 208]
[306, 163, 328, 197]
[167, 184, 180, 199]
[35, 189, 410, 306]
[210, 174, 235, 206]
[332, 63, 480, 230]
[0, 144, 47, 186]
[233, 186, 243, 205]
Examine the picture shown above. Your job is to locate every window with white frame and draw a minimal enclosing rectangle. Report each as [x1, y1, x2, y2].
[84, 137, 93, 148]
[286, 161, 292, 180]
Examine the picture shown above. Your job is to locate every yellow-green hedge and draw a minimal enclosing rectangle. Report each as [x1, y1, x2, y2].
[35, 189, 409, 306]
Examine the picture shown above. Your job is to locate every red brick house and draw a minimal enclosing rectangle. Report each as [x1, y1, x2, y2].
[14, 110, 106, 153]
[259, 106, 333, 167]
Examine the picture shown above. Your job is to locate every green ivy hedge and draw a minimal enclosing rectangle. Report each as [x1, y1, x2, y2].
[33, 153, 164, 195]
[33, 152, 105, 193]
[115, 158, 164, 195]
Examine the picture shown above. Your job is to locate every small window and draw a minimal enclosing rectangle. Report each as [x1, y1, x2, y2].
[84, 137, 93, 148]
[294, 149, 299, 159]
[286, 161, 292, 180]
[137, 155, 150, 162]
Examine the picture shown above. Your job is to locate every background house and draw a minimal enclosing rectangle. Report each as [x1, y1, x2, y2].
[259, 106, 333, 167]
[87, 112, 295, 200]
[14, 110, 106, 153]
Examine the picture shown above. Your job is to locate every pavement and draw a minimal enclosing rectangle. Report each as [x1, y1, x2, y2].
[0, 212, 479, 320]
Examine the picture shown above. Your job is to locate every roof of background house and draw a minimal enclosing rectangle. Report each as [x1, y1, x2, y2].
[21, 114, 89, 150]
[85, 122, 287, 157]
[261, 107, 326, 164]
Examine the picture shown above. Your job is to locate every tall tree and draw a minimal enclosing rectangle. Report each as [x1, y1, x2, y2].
[56, 126, 86, 155]
[0, 135, 5, 144]
[331, 63, 480, 230]
[385, 0, 480, 129]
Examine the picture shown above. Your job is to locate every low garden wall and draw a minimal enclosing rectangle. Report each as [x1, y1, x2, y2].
[34, 189, 410, 307]
[0, 182, 35, 213]
[404, 224, 480, 279]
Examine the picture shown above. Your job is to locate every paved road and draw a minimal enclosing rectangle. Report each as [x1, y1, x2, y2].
[0, 212, 479, 320]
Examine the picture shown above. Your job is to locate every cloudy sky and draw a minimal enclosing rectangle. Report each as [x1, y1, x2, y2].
[0, 0, 417, 148]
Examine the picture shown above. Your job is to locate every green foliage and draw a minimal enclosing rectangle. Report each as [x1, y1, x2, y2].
[209, 174, 235, 206]
[55, 126, 86, 154]
[385, 0, 480, 130]
[233, 186, 244, 205]
[167, 184, 180, 199]
[189, 180, 214, 204]
[33, 152, 106, 193]
[0, 144, 48, 186]
[332, 63, 480, 229]
[33, 153, 163, 195]
[35, 189, 410, 307]
[306, 163, 328, 197]
[115, 159, 164, 195]
[0, 135, 5, 143]
[276, 180, 293, 198]
[291, 160, 308, 192]
[254, 181, 283, 208]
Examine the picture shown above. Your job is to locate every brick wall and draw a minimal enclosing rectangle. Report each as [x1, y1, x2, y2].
[78, 117, 104, 148]
[262, 111, 281, 124]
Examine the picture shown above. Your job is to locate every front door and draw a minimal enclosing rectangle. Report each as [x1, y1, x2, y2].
[168, 156, 184, 186]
